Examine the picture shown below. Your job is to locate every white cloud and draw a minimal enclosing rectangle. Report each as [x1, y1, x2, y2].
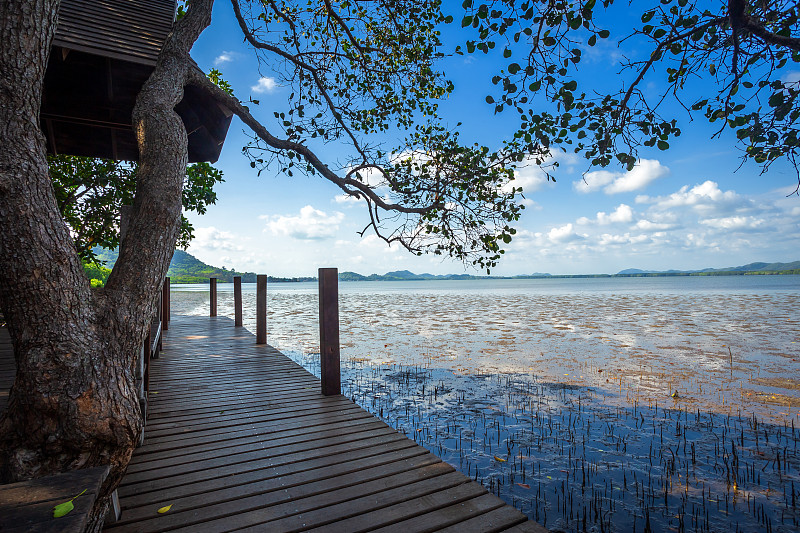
[348, 166, 387, 188]
[519, 198, 541, 209]
[700, 216, 766, 231]
[263, 205, 344, 240]
[574, 159, 669, 194]
[597, 233, 650, 246]
[251, 77, 278, 94]
[640, 180, 755, 217]
[213, 51, 236, 66]
[548, 223, 583, 243]
[635, 219, 676, 232]
[502, 152, 577, 195]
[781, 71, 800, 86]
[579, 204, 635, 225]
[191, 227, 244, 251]
[334, 193, 361, 205]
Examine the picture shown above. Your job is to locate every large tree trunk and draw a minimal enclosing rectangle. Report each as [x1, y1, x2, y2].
[0, 0, 213, 528]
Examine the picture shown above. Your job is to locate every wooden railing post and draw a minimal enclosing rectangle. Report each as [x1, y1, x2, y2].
[162, 277, 170, 331]
[210, 277, 217, 317]
[234, 276, 243, 327]
[256, 274, 267, 344]
[318, 268, 340, 396]
[156, 289, 163, 353]
[144, 327, 152, 393]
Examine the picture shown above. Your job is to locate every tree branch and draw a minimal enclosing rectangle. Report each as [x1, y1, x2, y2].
[187, 69, 431, 215]
[229, 0, 366, 156]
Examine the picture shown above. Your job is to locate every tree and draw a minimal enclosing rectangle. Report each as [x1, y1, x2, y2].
[0, 0, 522, 527]
[49, 156, 224, 264]
[459, 0, 800, 181]
[0, 0, 796, 528]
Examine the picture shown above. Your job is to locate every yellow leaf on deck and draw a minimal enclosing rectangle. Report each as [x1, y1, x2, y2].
[157, 505, 172, 514]
[494, 455, 506, 462]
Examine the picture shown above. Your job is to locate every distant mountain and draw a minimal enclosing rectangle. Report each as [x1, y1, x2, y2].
[616, 261, 800, 276]
[92, 248, 313, 284]
[94, 248, 799, 283]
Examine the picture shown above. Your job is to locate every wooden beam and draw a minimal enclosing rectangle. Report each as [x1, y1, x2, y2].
[256, 275, 267, 344]
[234, 276, 243, 327]
[162, 277, 170, 331]
[209, 278, 217, 317]
[319, 268, 340, 396]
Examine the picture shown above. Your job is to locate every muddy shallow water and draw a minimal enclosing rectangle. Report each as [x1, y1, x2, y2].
[170, 276, 800, 532]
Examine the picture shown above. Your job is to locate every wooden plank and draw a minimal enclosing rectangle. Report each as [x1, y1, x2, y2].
[121, 468, 470, 533]
[131, 417, 384, 466]
[118, 433, 412, 498]
[229, 472, 482, 533]
[368, 493, 510, 533]
[121, 430, 405, 488]
[432, 505, 532, 533]
[112, 454, 448, 528]
[500, 521, 553, 532]
[119, 440, 428, 510]
[126, 423, 398, 475]
[0, 466, 108, 533]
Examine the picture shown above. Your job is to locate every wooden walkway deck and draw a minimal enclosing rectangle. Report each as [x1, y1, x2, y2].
[107, 315, 546, 533]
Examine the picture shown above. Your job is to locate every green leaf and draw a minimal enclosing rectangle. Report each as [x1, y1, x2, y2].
[53, 500, 74, 518]
[52, 488, 86, 518]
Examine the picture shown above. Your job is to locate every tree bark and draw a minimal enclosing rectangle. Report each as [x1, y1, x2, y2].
[0, 0, 214, 528]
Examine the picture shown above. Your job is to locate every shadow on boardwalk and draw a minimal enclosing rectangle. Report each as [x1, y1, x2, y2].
[104, 314, 547, 532]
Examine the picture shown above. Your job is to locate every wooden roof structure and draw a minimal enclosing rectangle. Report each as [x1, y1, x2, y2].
[41, 0, 232, 163]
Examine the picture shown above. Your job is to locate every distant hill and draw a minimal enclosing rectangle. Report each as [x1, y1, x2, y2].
[616, 261, 800, 276]
[93, 248, 313, 284]
[93, 248, 800, 283]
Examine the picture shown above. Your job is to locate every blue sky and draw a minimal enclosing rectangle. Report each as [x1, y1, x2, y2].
[181, 1, 800, 277]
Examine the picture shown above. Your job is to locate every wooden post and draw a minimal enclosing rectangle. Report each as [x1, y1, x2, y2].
[156, 290, 163, 354]
[256, 274, 267, 344]
[319, 268, 340, 396]
[144, 327, 151, 393]
[162, 277, 170, 330]
[234, 276, 243, 327]
[210, 277, 217, 317]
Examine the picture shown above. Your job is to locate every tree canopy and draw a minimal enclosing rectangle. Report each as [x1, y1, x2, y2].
[457, 0, 800, 179]
[196, 0, 800, 274]
[49, 156, 224, 264]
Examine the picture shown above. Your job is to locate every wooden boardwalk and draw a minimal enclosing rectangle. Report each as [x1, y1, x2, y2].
[106, 315, 547, 533]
